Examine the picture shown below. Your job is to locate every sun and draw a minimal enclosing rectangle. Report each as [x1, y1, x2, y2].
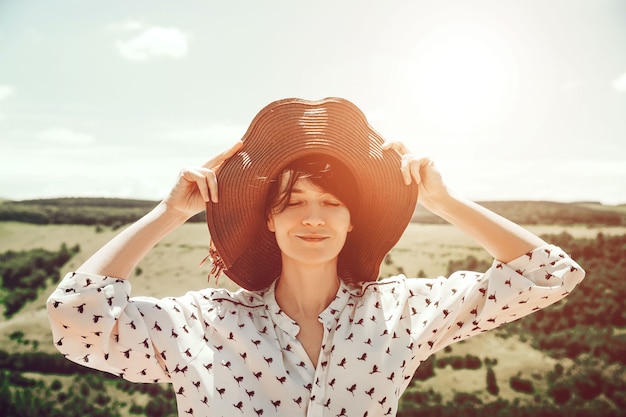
[409, 23, 519, 134]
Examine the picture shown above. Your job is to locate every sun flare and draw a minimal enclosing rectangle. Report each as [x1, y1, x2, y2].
[410, 23, 519, 133]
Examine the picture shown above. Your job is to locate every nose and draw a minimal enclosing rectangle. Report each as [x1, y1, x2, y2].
[302, 204, 325, 227]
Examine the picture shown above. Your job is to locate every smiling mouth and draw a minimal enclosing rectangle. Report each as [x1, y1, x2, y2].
[298, 235, 328, 242]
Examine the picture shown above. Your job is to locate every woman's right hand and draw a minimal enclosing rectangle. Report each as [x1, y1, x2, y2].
[162, 141, 243, 219]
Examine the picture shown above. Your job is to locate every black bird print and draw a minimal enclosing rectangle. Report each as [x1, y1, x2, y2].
[46, 246, 581, 417]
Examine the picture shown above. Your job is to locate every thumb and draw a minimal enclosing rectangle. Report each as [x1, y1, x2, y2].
[202, 140, 243, 169]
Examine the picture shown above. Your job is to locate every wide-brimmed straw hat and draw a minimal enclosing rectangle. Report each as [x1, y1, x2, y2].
[205, 97, 418, 291]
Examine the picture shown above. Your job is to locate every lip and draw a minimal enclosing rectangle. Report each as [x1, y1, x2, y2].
[297, 234, 329, 242]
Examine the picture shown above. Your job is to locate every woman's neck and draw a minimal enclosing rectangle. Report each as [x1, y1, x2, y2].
[274, 260, 340, 320]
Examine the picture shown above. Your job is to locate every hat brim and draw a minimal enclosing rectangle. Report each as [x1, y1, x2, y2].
[206, 97, 418, 291]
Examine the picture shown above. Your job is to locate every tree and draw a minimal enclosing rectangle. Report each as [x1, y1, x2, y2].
[486, 366, 499, 396]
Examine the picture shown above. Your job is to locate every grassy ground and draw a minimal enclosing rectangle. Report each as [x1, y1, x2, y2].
[0, 220, 623, 408]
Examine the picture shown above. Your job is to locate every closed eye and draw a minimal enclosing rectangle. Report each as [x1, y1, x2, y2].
[323, 200, 342, 207]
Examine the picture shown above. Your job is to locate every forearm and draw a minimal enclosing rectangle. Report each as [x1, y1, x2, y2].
[428, 192, 547, 263]
[76, 202, 189, 279]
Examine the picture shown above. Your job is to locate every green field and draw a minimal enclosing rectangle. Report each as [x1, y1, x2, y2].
[1, 199, 625, 416]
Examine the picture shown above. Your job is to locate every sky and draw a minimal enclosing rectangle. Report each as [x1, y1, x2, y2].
[0, 0, 625, 205]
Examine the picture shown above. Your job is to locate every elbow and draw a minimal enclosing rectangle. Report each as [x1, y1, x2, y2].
[46, 289, 63, 323]
[570, 263, 586, 286]
[559, 257, 585, 293]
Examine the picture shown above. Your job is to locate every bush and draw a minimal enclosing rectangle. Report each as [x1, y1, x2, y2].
[146, 396, 176, 417]
[401, 388, 442, 407]
[436, 354, 482, 370]
[464, 354, 482, 370]
[412, 355, 435, 380]
[50, 379, 63, 391]
[548, 382, 572, 405]
[9, 330, 25, 341]
[452, 392, 482, 407]
[0, 244, 80, 317]
[572, 368, 604, 400]
[79, 382, 90, 397]
[510, 374, 534, 394]
[8, 371, 37, 388]
[447, 255, 491, 275]
[94, 393, 110, 406]
[484, 357, 498, 367]
[486, 367, 499, 396]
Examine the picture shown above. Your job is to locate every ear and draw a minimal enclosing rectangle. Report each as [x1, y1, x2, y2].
[347, 222, 353, 232]
[267, 216, 275, 232]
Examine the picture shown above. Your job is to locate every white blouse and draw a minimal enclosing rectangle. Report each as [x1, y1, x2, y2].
[47, 244, 584, 417]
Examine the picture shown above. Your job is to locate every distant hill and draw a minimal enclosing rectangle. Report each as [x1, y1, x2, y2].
[13, 197, 158, 208]
[0, 197, 624, 226]
[413, 200, 625, 226]
[0, 197, 206, 227]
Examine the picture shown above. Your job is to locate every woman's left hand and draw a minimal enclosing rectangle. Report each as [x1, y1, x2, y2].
[382, 141, 450, 213]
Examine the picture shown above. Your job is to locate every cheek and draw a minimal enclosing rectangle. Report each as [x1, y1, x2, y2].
[339, 209, 352, 231]
[267, 211, 294, 233]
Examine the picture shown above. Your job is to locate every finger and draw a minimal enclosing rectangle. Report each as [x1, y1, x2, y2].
[408, 159, 422, 185]
[205, 169, 219, 203]
[382, 140, 410, 156]
[183, 167, 216, 202]
[181, 168, 210, 202]
[202, 140, 243, 169]
[400, 156, 412, 185]
[197, 167, 218, 203]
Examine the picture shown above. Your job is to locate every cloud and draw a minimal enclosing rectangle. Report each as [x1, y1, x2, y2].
[115, 26, 190, 61]
[612, 72, 626, 92]
[0, 85, 15, 100]
[38, 127, 97, 146]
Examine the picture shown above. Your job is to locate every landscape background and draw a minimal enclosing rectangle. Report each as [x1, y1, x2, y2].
[2, 1, 625, 415]
[1, 198, 625, 416]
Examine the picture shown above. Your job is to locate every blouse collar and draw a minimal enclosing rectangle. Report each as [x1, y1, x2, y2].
[261, 278, 354, 336]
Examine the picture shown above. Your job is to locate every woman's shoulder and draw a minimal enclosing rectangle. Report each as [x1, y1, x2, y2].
[188, 286, 267, 309]
[351, 275, 427, 297]
[355, 275, 451, 298]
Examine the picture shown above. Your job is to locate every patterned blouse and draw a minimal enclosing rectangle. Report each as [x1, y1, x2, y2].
[47, 244, 584, 417]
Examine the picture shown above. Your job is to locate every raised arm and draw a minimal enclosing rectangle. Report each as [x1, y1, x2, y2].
[383, 142, 546, 263]
[76, 141, 242, 278]
[421, 191, 547, 263]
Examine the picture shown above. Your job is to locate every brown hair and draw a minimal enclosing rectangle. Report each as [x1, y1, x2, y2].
[264, 154, 360, 220]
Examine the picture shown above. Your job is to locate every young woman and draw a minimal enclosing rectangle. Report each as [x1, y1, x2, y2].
[47, 97, 585, 417]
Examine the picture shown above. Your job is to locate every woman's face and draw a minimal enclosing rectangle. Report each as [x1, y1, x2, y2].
[267, 174, 353, 269]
